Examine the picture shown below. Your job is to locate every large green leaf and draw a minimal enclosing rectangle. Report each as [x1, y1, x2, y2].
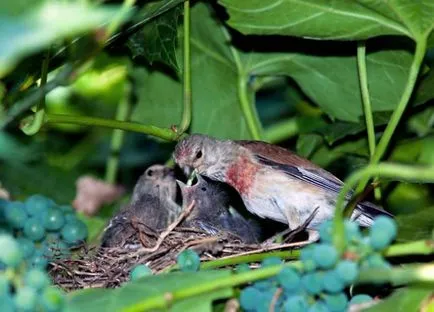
[126, 4, 183, 72]
[131, 3, 254, 139]
[66, 270, 233, 312]
[0, 2, 127, 77]
[218, 0, 434, 41]
[366, 286, 433, 312]
[395, 207, 434, 241]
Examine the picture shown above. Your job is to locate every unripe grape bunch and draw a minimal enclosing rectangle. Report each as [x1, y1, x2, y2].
[238, 216, 397, 312]
[0, 195, 88, 311]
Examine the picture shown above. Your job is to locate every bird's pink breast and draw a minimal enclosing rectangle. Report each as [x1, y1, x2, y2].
[225, 155, 259, 196]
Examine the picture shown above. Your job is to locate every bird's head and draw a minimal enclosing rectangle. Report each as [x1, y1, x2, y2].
[173, 134, 235, 181]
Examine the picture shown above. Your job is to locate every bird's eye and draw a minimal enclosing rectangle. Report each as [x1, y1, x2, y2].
[201, 187, 207, 192]
[146, 170, 153, 177]
[195, 150, 202, 159]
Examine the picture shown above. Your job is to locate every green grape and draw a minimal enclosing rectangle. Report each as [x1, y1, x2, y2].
[30, 250, 48, 269]
[5, 201, 27, 229]
[335, 260, 358, 285]
[24, 217, 45, 241]
[234, 263, 250, 274]
[324, 293, 348, 312]
[43, 208, 65, 231]
[40, 287, 65, 312]
[344, 221, 362, 243]
[319, 220, 333, 243]
[349, 294, 373, 305]
[283, 295, 309, 312]
[300, 246, 317, 272]
[14, 286, 37, 311]
[256, 288, 276, 312]
[59, 205, 74, 214]
[361, 254, 391, 269]
[262, 256, 282, 267]
[239, 286, 263, 311]
[369, 216, 397, 250]
[254, 279, 274, 291]
[61, 221, 88, 245]
[130, 264, 152, 280]
[25, 269, 50, 290]
[64, 213, 78, 224]
[0, 293, 15, 312]
[0, 274, 11, 295]
[0, 234, 23, 268]
[177, 249, 200, 272]
[313, 244, 338, 269]
[308, 300, 329, 312]
[16, 237, 35, 259]
[277, 267, 300, 293]
[301, 272, 323, 295]
[25, 195, 54, 218]
[323, 270, 344, 293]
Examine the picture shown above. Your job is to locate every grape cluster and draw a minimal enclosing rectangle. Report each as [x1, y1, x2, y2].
[0, 195, 88, 269]
[239, 216, 397, 312]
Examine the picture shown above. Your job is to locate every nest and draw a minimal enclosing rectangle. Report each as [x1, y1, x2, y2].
[50, 204, 308, 291]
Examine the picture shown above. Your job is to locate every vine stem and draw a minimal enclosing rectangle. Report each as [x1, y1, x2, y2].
[45, 114, 177, 141]
[356, 41, 376, 158]
[178, 0, 192, 135]
[355, 38, 427, 193]
[333, 162, 434, 250]
[105, 83, 131, 184]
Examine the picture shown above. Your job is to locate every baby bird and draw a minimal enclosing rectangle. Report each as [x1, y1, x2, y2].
[178, 174, 261, 244]
[101, 165, 180, 248]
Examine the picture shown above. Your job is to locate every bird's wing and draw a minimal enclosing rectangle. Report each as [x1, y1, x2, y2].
[236, 140, 343, 185]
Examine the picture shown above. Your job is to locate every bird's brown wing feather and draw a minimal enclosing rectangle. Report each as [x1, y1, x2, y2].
[236, 140, 343, 184]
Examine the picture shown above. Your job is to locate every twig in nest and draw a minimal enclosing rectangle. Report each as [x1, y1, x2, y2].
[269, 288, 283, 312]
[119, 200, 195, 260]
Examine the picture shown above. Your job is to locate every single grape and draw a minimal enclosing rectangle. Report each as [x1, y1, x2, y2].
[61, 221, 87, 245]
[16, 237, 35, 259]
[253, 279, 274, 291]
[239, 286, 263, 311]
[256, 288, 277, 312]
[324, 293, 348, 312]
[335, 260, 359, 285]
[24, 217, 45, 241]
[25, 195, 54, 218]
[369, 216, 397, 250]
[283, 295, 309, 312]
[308, 300, 330, 312]
[234, 263, 250, 274]
[313, 244, 338, 269]
[323, 270, 345, 293]
[130, 264, 152, 280]
[349, 294, 373, 305]
[344, 221, 362, 243]
[5, 201, 27, 229]
[0, 293, 15, 312]
[25, 269, 50, 290]
[43, 208, 65, 231]
[30, 250, 48, 269]
[0, 275, 11, 295]
[177, 250, 200, 272]
[40, 287, 65, 311]
[361, 254, 391, 270]
[277, 267, 300, 292]
[0, 234, 23, 268]
[300, 245, 317, 272]
[14, 286, 37, 311]
[301, 272, 323, 295]
[262, 256, 282, 267]
[64, 213, 78, 224]
[319, 220, 333, 243]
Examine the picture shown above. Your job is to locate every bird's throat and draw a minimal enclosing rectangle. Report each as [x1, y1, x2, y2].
[225, 155, 259, 196]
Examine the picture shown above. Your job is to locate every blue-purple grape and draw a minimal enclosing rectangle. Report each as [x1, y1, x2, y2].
[335, 260, 358, 285]
[283, 295, 309, 312]
[369, 216, 397, 250]
[323, 270, 344, 293]
[349, 294, 373, 305]
[277, 267, 300, 293]
[5, 202, 27, 229]
[24, 218, 45, 241]
[239, 286, 263, 311]
[301, 272, 323, 295]
[130, 264, 152, 280]
[324, 293, 348, 311]
[312, 244, 338, 269]
[0, 234, 23, 268]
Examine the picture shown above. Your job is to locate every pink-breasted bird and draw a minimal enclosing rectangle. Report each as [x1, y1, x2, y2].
[173, 134, 392, 241]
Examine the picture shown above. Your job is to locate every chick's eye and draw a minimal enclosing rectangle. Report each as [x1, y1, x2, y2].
[201, 187, 207, 192]
[195, 150, 202, 159]
[146, 170, 153, 177]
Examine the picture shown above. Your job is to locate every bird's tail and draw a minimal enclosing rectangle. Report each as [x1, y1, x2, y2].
[351, 201, 393, 227]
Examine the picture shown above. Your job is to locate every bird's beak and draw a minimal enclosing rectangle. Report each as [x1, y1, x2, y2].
[195, 173, 205, 184]
[186, 169, 197, 186]
[182, 165, 194, 178]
